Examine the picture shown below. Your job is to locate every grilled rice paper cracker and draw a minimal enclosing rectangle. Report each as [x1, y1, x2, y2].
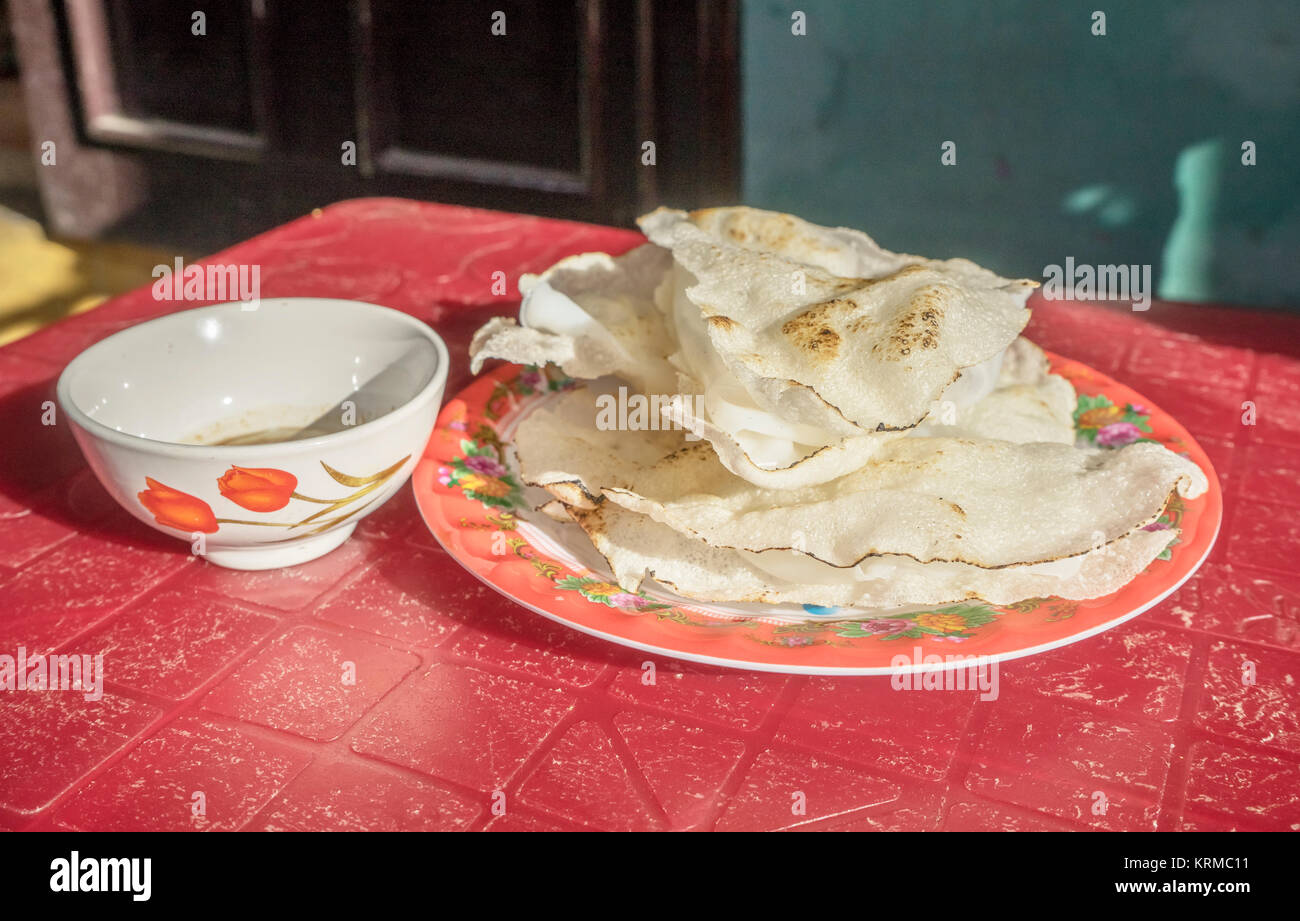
[469, 208, 1039, 489]
[912, 336, 1076, 444]
[567, 501, 1184, 608]
[512, 385, 686, 509]
[659, 336, 1076, 489]
[658, 382, 901, 490]
[469, 243, 678, 395]
[597, 436, 1207, 571]
[995, 332, 1053, 383]
[515, 350, 1078, 506]
[638, 206, 1037, 439]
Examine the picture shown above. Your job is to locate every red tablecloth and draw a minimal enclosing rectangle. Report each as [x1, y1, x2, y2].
[2, 198, 1298, 832]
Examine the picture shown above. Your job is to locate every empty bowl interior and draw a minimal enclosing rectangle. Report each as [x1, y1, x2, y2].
[63, 299, 442, 443]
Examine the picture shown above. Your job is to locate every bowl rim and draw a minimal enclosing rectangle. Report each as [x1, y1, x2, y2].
[55, 297, 450, 457]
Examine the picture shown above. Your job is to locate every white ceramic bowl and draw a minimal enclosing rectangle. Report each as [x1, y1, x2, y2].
[57, 298, 448, 570]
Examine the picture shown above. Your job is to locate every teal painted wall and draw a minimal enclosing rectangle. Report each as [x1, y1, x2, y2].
[740, 0, 1300, 307]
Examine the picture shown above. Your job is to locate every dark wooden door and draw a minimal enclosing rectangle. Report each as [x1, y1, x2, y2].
[13, 0, 739, 248]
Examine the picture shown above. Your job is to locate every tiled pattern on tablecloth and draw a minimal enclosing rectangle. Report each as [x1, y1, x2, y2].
[1, 200, 1298, 831]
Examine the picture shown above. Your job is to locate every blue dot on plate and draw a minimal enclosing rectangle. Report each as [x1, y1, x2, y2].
[801, 604, 840, 616]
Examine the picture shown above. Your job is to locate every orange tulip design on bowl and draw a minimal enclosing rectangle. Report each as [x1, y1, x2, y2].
[137, 457, 410, 538]
[217, 466, 299, 512]
[138, 478, 219, 533]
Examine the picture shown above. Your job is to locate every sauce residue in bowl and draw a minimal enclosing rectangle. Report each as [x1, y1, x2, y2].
[183, 402, 394, 446]
[210, 424, 340, 445]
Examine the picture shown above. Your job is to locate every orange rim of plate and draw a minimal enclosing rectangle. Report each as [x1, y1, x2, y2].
[413, 354, 1222, 675]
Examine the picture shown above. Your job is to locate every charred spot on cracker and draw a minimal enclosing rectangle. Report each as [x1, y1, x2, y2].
[872, 284, 947, 360]
[781, 306, 842, 359]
